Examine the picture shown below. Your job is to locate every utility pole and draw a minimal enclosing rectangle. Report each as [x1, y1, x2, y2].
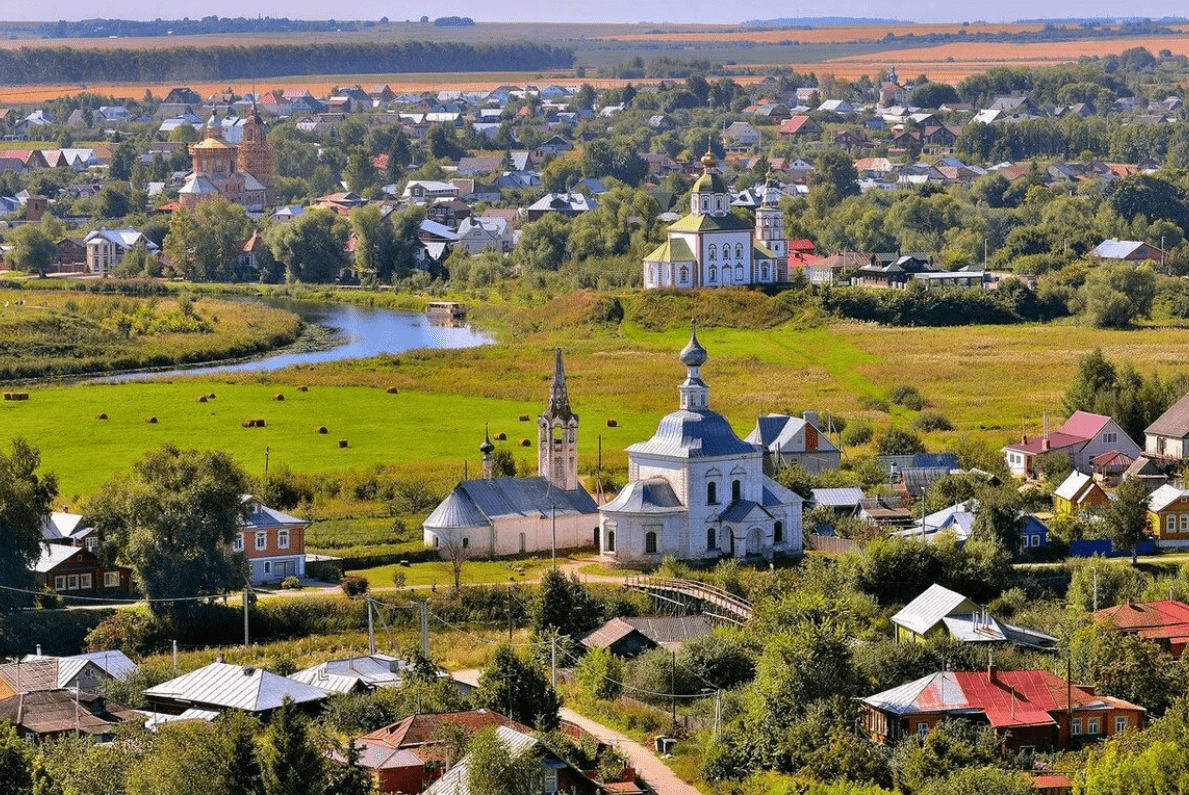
[420, 600, 430, 656]
[715, 689, 722, 738]
[243, 584, 251, 648]
[367, 596, 376, 655]
[1093, 567, 1099, 612]
[671, 650, 677, 726]
[551, 637, 557, 689]
[172, 640, 178, 670]
[264, 446, 270, 475]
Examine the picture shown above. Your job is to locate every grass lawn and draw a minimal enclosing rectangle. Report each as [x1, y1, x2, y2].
[354, 552, 592, 589]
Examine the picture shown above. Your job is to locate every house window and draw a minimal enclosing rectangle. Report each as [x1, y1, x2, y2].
[104, 571, 120, 588]
[1103, 433, 1116, 444]
[1072, 719, 1082, 735]
[761, 266, 768, 280]
[1169, 516, 1177, 534]
[707, 482, 718, 505]
[541, 768, 559, 794]
[1181, 515, 1188, 533]
[233, 533, 244, 552]
[645, 531, 658, 554]
[774, 521, 783, 544]
[67, 575, 78, 590]
[679, 266, 689, 283]
[735, 244, 743, 259]
[735, 264, 744, 281]
[1115, 716, 1128, 733]
[85, 536, 98, 551]
[433, 536, 440, 548]
[916, 722, 928, 735]
[732, 480, 741, 502]
[79, 574, 92, 589]
[1030, 535, 1040, 547]
[54, 576, 66, 591]
[278, 530, 290, 549]
[263, 562, 271, 574]
[255, 532, 267, 551]
[1088, 718, 1099, 735]
[707, 527, 717, 551]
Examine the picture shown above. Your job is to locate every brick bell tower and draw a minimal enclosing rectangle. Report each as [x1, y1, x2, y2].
[237, 103, 276, 203]
[538, 349, 579, 491]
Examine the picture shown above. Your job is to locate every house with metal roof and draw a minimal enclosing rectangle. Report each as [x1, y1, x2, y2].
[424, 351, 600, 558]
[890, 584, 1056, 649]
[862, 666, 1143, 751]
[1002, 411, 1141, 479]
[1147, 485, 1189, 547]
[0, 652, 135, 701]
[1092, 239, 1166, 263]
[424, 724, 607, 795]
[142, 661, 329, 718]
[1145, 391, 1189, 461]
[745, 412, 841, 475]
[1053, 471, 1110, 516]
[577, 616, 713, 657]
[289, 653, 422, 694]
[1095, 599, 1189, 660]
[0, 689, 139, 743]
[32, 543, 134, 599]
[599, 327, 802, 565]
[236, 495, 307, 585]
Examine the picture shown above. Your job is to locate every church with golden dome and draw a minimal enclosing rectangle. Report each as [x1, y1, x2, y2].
[178, 109, 275, 213]
[642, 151, 787, 289]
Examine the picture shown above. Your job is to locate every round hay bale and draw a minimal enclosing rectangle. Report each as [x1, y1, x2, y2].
[338, 439, 349, 448]
[494, 432, 507, 441]
[272, 393, 285, 401]
[146, 416, 158, 424]
[297, 385, 309, 392]
[518, 438, 531, 447]
[208, 393, 216, 399]
[196, 395, 208, 403]
[386, 386, 399, 394]
[95, 412, 107, 420]
[241, 420, 254, 428]
[315, 426, 328, 434]
[518, 414, 530, 422]
[256, 419, 266, 428]
[606, 418, 618, 427]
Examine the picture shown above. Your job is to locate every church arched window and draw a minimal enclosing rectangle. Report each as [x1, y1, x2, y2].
[761, 265, 769, 280]
[774, 521, 783, 544]
[721, 245, 731, 261]
[708, 266, 717, 283]
[702, 197, 709, 212]
[735, 243, 744, 259]
[708, 245, 716, 261]
[679, 266, 689, 283]
[645, 531, 657, 554]
[707, 482, 718, 505]
[707, 527, 717, 551]
[732, 480, 741, 502]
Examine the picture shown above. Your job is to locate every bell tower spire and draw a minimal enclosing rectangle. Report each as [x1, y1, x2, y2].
[538, 349, 579, 490]
[678, 321, 710, 411]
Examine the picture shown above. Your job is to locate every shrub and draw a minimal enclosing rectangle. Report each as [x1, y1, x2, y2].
[857, 394, 889, 412]
[340, 575, 369, 598]
[912, 411, 953, 432]
[280, 576, 301, 590]
[875, 427, 926, 455]
[95, 412, 108, 420]
[842, 421, 873, 446]
[575, 646, 625, 701]
[889, 384, 926, 410]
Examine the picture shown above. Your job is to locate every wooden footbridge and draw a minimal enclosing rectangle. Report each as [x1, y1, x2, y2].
[624, 576, 753, 626]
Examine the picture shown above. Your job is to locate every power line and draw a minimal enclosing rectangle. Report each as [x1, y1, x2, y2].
[0, 582, 237, 604]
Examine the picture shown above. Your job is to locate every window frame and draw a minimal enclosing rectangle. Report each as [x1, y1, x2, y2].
[232, 533, 244, 552]
[104, 571, 120, 588]
[645, 531, 658, 555]
[67, 575, 78, 590]
[915, 722, 928, 736]
[255, 531, 267, 551]
[1071, 718, 1082, 736]
[1088, 718, 1100, 735]
[54, 575, 66, 591]
[278, 529, 290, 550]
[1115, 716, 1128, 733]
[79, 573, 92, 589]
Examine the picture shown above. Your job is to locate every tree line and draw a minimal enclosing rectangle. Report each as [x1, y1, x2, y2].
[0, 41, 574, 84]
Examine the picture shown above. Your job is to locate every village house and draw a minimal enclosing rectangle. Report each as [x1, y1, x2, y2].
[424, 724, 607, 795]
[423, 351, 600, 557]
[289, 653, 421, 694]
[852, 253, 936, 289]
[1095, 599, 1189, 660]
[402, 180, 460, 203]
[1146, 485, 1189, 547]
[0, 651, 135, 700]
[778, 115, 823, 140]
[525, 192, 597, 221]
[235, 495, 307, 585]
[1092, 239, 1167, 263]
[34, 544, 134, 598]
[577, 615, 713, 657]
[1002, 411, 1141, 478]
[0, 690, 138, 743]
[861, 666, 1145, 752]
[1144, 391, 1189, 460]
[143, 661, 329, 721]
[1053, 471, 1111, 516]
[83, 228, 159, 276]
[891, 584, 1056, 649]
[744, 412, 841, 475]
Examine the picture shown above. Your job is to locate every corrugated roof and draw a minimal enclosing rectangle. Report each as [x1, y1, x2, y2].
[601, 478, 685, 514]
[892, 584, 977, 636]
[622, 616, 713, 648]
[1093, 239, 1147, 259]
[0, 689, 138, 737]
[359, 709, 528, 751]
[1054, 471, 1094, 502]
[627, 409, 759, 459]
[425, 478, 597, 530]
[423, 725, 541, 795]
[1147, 391, 1189, 438]
[1149, 484, 1188, 512]
[577, 618, 642, 650]
[33, 544, 83, 573]
[810, 488, 865, 508]
[423, 489, 492, 530]
[143, 662, 328, 712]
[1059, 411, 1112, 440]
[643, 238, 695, 263]
[290, 654, 408, 692]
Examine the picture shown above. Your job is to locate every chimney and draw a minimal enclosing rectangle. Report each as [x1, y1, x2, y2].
[35, 645, 41, 657]
[1041, 412, 1050, 452]
[988, 663, 998, 682]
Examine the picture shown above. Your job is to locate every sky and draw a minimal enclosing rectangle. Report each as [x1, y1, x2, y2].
[2, 2, 1183, 23]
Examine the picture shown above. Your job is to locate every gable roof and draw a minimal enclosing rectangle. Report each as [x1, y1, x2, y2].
[1146, 391, 1189, 439]
[360, 709, 530, 753]
[1058, 410, 1112, 440]
[289, 653, 411, 693]
[424, 477, 598, 531]
[1096, 599, 1189, 646]
[892, 584, 977, 636]
[143, 662, 328, 713]
[1054, 471, 1097, 502]
[0, 689, 138, 737]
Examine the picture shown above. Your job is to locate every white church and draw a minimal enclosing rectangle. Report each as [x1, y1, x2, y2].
[599, 325, 804, 565]
[642, 150, 788, 290]
[422, 350, 600, 557]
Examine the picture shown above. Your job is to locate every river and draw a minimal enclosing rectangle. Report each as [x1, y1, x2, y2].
[103, 297, 492, 381]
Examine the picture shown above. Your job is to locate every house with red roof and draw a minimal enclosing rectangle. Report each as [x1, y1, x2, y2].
[1095, 599, 1189, 660]
[1001, 411, 1140, 479]
[861, 666, 1145, 752]
[778, 116, 822, 140]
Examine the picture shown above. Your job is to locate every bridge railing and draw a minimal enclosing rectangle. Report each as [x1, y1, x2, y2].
[624, 575, 753, 619]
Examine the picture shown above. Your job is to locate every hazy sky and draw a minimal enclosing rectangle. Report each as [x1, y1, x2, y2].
[4, 2, 1181, 23]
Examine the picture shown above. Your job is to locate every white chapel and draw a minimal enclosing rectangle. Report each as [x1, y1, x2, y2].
[599, 325, 803, 565]
[642, 150, 787, 289]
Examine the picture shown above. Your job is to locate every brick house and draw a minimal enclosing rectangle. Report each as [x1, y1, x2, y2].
[862, 666, 1145, 752]
[234, 496, 307, 585]
[1095, 599, 1189, 660]
[34, 544, 133, 597]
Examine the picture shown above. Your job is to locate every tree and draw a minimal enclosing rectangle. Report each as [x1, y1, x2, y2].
[265, 209, 351, 284]
[349, 204, 395, 278]
[163, 197, 254, 282]
[890, 719, 1006, 794]
[749, 623, 863, 730]
[83, 444, 249, 622]
[1081, 262, 1157, 328]
[0, 438, 58, 613]
[94, 184, 131, 220]
[474, 644, 562, 730]
[1106, 475, 1152, 562]
[490, 448, 516, 478]
[464, 727, 540, 795]
[221, 710, 265, 795]
[0, 722, 33, 795]
[531, 567, 603, 639]
[3, 224, 57, 277]
[109, 141, 135, 181]
[127, 720, 225, 795]
[324, 741, 372, 795]
[810, 149, 860, 211]
[909, 82, 960, 109]
[260, 699, 325, 795]
[876, 427, 926, 455]
[970, 488, 1022, 554]
[575, 646, 624, 700]
[436, 530, 473, 590]
[343, 146, 377, 194]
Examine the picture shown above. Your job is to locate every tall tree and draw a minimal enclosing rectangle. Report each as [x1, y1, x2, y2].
[84, 444, 249, 622]
[531, 568, 603, 639]
[464, 728, 539, 795]
[260, 700, 325, 795]
[0, 438, 58, 612]
[221, 710, 265, 795]
[265, 209, 351, 284]
[0, 722, 33, 795]
[324, 741, 372, 795]
[1106, 475, 1152, 563]
[163, 197, 255, 282]
[349, 204, 395, 279]
[3, 225, 57, 277]
[474, 644, 561, 731]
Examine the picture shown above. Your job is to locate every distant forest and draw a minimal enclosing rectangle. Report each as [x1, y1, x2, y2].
[37, 17, 374, 37]
[744, 17, 907, 25]
[0, 41, 574, 84]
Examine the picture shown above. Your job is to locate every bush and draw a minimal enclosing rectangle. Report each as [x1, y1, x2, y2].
[857, 395, 890, 412]
[889, 385, 926, 410]
[842, 421, 874, 446]
[875, 427, 926, 455]
[339, 575, 370, 598]
[912, 411, 953, 432]
[280, 576, 301, 590]
[575, 646, 625, 701]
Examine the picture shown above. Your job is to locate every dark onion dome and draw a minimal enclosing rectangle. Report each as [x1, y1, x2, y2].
[479, 426, 495, 454]
[679, 323, 707, 368]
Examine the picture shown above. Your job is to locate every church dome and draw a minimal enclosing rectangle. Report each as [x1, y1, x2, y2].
[627, 409, 758, 459]
[679, 325, 707, 367]
[691, 170, 727, 195]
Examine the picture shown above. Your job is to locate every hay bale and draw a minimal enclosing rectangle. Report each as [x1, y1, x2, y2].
[494, 432, 507, 441]
[208, 393, 216, 399]
[297, 385, 309, 392]
[196, 395, 208, 403]
[606, 419, 618, 427]
[3, 392, 29, 401]
[518, 414, 530, 422]
[95, 413, 107, 420]
[146, 416, 158, 424]
[518, 438, 531, 447]
[315, 426, 328, 434]
[241, 420, 254, 428]
[337, 439, 349, 448]
[272, 393, 285, 401]
[386, 386, 399, 394]
[255, 419, 266, 428]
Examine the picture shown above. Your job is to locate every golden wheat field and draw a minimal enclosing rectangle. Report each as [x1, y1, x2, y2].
[597, 22, 1051, 44]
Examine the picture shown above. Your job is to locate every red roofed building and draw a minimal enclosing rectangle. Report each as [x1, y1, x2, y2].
[1095, 599, 1189, 660]
[861, 666, 1145, 752]
[779, 116, 823, 140]
[1001, 411, 1141, 479]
